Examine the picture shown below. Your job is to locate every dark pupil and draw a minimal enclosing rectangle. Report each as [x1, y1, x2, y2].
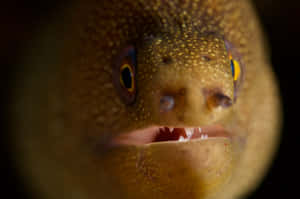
[230, 59, 235, 77]
[121, 67, 132, 89]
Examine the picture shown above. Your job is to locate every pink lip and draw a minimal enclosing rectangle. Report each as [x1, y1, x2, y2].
[112, 124, 230, 146]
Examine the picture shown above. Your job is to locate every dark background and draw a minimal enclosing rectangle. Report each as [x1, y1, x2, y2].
[1, 0, 298, 198]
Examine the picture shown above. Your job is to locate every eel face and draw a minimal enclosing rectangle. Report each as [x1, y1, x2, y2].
[11, 0, 281, 199]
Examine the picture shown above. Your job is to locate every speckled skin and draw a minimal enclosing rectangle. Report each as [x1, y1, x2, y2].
[11, 0, 281, 199]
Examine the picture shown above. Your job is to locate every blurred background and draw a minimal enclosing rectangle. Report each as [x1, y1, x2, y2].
[1, 0, 298, 198]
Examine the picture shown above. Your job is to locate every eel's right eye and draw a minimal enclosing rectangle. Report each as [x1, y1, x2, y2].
[113, 45, 137, 104]
[120, 63, 135, 93]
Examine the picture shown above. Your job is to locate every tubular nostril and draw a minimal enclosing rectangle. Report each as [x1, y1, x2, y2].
[160, 95, 175, 112]
[203, 89, 233, 109]
[213, 93, 233, 108]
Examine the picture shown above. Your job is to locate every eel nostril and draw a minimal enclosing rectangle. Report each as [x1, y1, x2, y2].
[160, 95, 175, 112]
[213, 93, 233, 108]
[206, 92, 233, 109]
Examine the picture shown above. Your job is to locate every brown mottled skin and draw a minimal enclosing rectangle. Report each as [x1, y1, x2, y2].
[11, 0, 281, 199]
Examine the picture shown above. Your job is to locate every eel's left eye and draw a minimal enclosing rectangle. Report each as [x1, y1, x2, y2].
[225, 40, 244, 101]
[113, 45, 137, 104]
[229, 54, 241, 81]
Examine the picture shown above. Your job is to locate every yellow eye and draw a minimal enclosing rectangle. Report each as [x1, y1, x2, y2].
[120, 63, 135, 92]
[229, 54, 241, 81]
[113, 45, 136, 104]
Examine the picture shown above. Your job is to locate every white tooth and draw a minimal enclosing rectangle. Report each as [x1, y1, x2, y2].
[169, 127, 174, 132]
[198, 127, 202, 133]
[186, 128, 193, 138]
[179, 136, 185, 142]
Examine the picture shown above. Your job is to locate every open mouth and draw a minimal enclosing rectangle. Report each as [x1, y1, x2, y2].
[112, 124, 230, 146]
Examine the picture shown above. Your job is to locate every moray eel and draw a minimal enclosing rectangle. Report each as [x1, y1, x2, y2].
[11, 0, 281, 199]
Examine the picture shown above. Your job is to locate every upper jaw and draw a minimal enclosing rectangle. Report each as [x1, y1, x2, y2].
[111, 124, 231, 146]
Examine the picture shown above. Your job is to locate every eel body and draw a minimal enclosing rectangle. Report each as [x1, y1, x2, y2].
[11, 0, 281, 199]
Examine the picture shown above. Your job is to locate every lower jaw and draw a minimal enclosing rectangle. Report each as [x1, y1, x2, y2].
[99, 125, 237, 199]
[102, 132, 235, 199]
